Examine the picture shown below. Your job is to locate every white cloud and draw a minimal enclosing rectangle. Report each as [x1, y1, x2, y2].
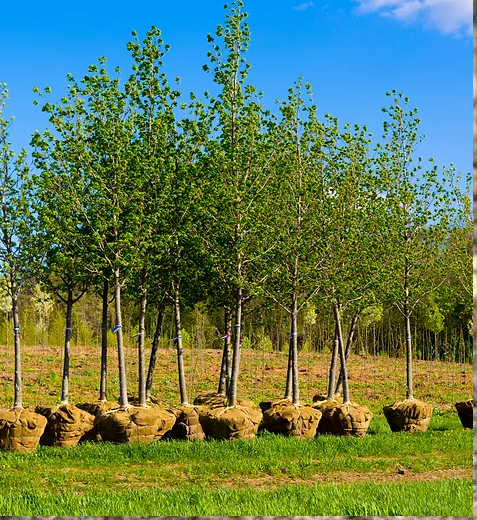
[293, 1, 315, 11]
[353, 0, 472, 36]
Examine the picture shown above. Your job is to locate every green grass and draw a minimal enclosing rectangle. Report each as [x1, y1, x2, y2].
[0, 415, 472, 516]
[0, 480, 471, 516]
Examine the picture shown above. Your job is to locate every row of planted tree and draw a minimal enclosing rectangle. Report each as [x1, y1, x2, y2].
[0, 347, 473, 452]
[0, 1, 472, 451]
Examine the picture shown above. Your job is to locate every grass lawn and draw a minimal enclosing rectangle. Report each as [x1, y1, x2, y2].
[0, 415, 472, 516]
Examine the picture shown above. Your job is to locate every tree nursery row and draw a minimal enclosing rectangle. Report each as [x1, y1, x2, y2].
[0, 1, 472, 451]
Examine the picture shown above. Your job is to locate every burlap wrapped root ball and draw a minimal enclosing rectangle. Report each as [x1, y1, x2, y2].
[383, 399, 433, 432]
[127, 395, 170, 408]
[166, 405, 206, 441]
[262, 401, 322, 438]
[316, 402, 372, 437]
[35, 404, 95, 447]
[194, 393, 256, 410]
[259, 397, 291, 413]
[0, 407, 47, 453]
[200, 405, 262, 440]
[76, 400, 119, 417]
[312, 394, 343, 404]
[312, 397, 340, 415]
[96, 406, 175, 443]
[193, 392, 226, 408]
[454, 399, 473, 429]
[76, 400, 119, 441]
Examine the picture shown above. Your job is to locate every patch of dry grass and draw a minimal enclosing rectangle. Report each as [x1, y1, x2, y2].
[0, 344, 470, 411]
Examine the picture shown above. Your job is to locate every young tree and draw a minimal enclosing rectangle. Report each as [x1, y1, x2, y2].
[263, 79, 328, 407]
[378, 92, 463, 431]
[0, 83, 44, 409]
[200, 1, 277, 409]
[320, 120, 391, 407]
[35, 60, 144, 410]
[125, 27, 179, 407]
[32, 118, 92, 406]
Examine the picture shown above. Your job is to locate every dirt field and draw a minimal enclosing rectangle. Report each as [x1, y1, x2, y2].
[0, 343, 471, 410]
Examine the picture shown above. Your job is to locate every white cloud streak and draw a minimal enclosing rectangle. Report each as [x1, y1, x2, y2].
[353, 0, 472, 36]
[293, 1, 315, 11]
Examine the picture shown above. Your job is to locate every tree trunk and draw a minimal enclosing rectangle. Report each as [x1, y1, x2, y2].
[333, 303, 350, 404]
[99, 279, 108, 401]
[12, 291, 22, 409]
[217, 307, 232, 395]
[146, 301, 165, 400]
[327, 323, 339, 400]
[284, 345, 292, 399]
[114, 267, 129, 409]
[404, 264, 414, 399]
[290, 288, 299, 405]
[60, 286, 73, 405]
[227, 285, 243, 407]
[173, 281, 188, 405]
[137, 286, 147, 407]
[335, 310, 360, 395]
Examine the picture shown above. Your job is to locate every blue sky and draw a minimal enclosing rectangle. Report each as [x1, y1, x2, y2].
[0, 0, 471, 185]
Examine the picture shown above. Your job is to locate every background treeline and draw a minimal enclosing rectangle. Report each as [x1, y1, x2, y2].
[0, 285, 471, 364]
[0, 1, 472, 410]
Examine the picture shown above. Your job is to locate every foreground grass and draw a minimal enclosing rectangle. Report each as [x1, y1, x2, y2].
[0, 416, 472, 516]
[0, 479, 471, 516]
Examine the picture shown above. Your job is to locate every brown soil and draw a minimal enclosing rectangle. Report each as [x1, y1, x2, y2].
[44, 464, 471, 491]
[218, 467, 472, 488]
[0, 345, 472, 411]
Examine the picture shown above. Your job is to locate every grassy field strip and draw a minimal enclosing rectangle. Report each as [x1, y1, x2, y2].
[0, 428, 471, 481]
[0, 415, 471, 515]
[0, 449, 470, 491]
[0, 480, 471, 516]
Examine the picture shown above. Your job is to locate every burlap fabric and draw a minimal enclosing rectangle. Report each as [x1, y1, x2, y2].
[383, 398, 433, 432]
[199, 405, 262, 440]
[193, 392, 226, 407]
[259, 397, 291, 412]
[194, 393, 256, 409]
[262, 402, 322, 438]
[313, 394, 343, 404]
[455, 399, 473, 429]
[76, 401, 120, 441]
[316, 402, 372, 437]
[311, 397, 340, 412]
[76, 400, 119, 417]
[127, 395, 170, 408]
[0, 407, 47, 452]
[35, 404, 95, 447]
[96, 406, 175, 443]
[166, 405, 206, 441]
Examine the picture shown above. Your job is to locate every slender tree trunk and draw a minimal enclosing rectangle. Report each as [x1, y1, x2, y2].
[60, 286, 73, 405]
[333, 303, 350, 404]
[284, 344, 292, 399]
[227, 284, 243, 407]
[404, 264, 414, 399]
[173, 281, 188, 405]
[114, 267, 128, 409]
[335, 310, 360, 395]
[99, 279, 109, 401]
[218, 307, 232, 395]
[137, 284, 147, 407]
[146, 301, 165, 399]
[290, 286, 299, 405]
[327, 323, 339, 400]
[12, 291, 22, 409]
